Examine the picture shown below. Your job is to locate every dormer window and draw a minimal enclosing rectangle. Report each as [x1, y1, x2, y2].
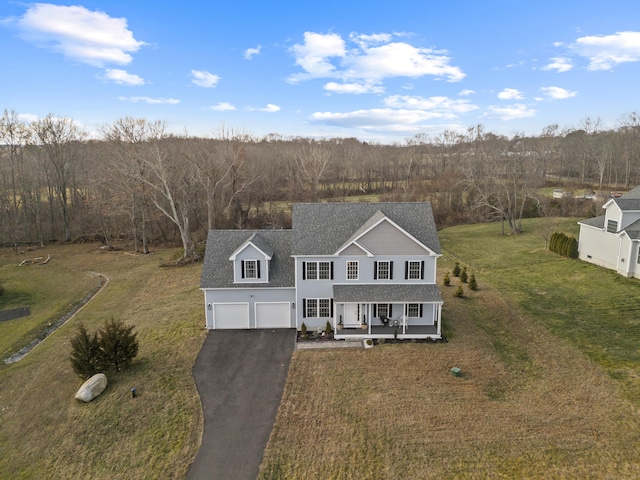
[607, 220, 618, 233]
[242, 260, 260, 279]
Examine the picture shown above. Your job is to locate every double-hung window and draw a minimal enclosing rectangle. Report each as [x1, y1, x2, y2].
[375, 260, 393, 280]
[242, 260, 259, 279]
[374, 303, 392, 318]
[346, 261, 359, 280]
[303, 261, 333, 280]
[406, 303, 421, 317]
[406, 260, 424, 280]
[607, 219, 618, 233]
[304, 298, 332, 318]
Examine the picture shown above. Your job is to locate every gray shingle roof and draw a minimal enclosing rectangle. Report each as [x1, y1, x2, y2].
[200, 230, 294, 288]
[612, 198, 640, 211]
[292, 202, 441, 256]
[333, 284, 443, 303]
[578, 215, 605, 228]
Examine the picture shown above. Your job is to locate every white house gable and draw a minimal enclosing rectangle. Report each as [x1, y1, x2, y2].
[604, 202, 622, 233]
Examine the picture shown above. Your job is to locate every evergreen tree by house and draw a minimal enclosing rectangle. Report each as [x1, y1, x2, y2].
[443, 271, 451, 286]
[469, 272, 478, 291]
[69, 324, 100, 379]
[453, 262, 461, 277]
[460, 266, 468, 283]
[97, 318, 139, 373]
[454, 285, 464, 297]
[549, 232, 578, 258]
[69, 318, 139, 379]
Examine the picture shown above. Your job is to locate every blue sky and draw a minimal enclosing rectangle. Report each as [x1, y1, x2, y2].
[2, 0, 640, 142]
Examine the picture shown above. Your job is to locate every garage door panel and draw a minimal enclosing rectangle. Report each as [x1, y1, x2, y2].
[256, 302, 290, 329]
[214, 303, 249, 329]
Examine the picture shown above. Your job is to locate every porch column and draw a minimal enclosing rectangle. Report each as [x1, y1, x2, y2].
[436, 303, 442, 336]
[402, 302, 407, 334]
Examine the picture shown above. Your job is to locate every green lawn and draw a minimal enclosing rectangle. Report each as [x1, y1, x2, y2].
[260, 217, 640, 479]
[0, 244, 206, 479]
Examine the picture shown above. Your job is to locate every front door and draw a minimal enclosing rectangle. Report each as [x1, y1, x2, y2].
[343, 303, 360, 328]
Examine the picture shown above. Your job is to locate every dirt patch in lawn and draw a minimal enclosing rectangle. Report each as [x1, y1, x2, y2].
[260, 284, 640, 479]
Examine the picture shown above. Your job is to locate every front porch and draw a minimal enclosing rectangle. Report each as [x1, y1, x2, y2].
[335, 324, 440, 340]
[332, 283, 443, 340]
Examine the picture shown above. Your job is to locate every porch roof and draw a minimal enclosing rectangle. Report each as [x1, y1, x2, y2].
[333, 284, 443, 303]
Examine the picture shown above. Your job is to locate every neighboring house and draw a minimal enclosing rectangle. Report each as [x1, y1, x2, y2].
[578, 186, 640, 278]
[200, 202, 444, 339]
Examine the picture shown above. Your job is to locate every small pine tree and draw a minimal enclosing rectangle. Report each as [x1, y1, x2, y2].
[301, 322, 308, 338]
[325, 320, 333, 334]
[96, 318, 139, 373]
[460, 266, 468, 283]
[454, 285, 464, 298]
[452, 262, 461, 277]
[468, 273, 478, 291]
[70, 323, 100, 379]
[443, 271, 451, 286]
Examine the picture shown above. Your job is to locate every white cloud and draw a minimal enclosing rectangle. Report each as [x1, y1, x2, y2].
[209, 102, 236, 111]
[14, 3, 145, 67]
[497, 88, 523, 100]
[484, 104, 536, 121]
[289, 32, 346, 81]
[17, 113, 39, 123]
[540, 86, 577, 99]
[288, 31, 464, 86]
[542, 57, 573, 72]
[324, 81, 384, 94]
[572, 31, 640, 70]
[102, 68, 144, 85]
[459, 89, 475, 96]
[383, 95, 478, 115]
[191, 70, 220, 88]
[346, 42, 465, 82]
[118, 96, 180, 104]
[259, 104, 281, 113]
[244, 45, 261, 59]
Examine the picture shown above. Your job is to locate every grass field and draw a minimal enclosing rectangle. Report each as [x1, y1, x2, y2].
[0, 244, 206, 479]
[259, 218, 640, 479]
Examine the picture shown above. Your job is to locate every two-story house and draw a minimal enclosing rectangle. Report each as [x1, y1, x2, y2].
[200, 202, 443, 340]
[578, 186, 640, 278]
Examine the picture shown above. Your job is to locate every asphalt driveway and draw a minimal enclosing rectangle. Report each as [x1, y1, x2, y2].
[186, 329, 296, 480]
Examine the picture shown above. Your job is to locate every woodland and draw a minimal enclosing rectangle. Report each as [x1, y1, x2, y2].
[2, 109, 640, 260]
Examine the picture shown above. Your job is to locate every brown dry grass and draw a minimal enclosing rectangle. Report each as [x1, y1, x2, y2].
[0, 244, 206, 479]
[260, 281, 640, 479]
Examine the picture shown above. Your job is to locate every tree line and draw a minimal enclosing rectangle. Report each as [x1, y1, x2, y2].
[2, 109, 639, 259]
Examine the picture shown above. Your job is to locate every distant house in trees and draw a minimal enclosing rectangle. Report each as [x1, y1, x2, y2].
[578, 186, 640, 278]
[200, 202, 444, 340]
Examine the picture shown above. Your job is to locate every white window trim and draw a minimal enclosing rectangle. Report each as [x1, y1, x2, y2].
[305, 298, 332, 318]
[408, 260, 421, 280]
[377, 260, 391, 280]
[346, 260, 359, 280]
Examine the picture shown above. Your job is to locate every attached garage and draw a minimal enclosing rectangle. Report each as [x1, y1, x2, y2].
[213, 303, 249, 329]
[255, 302, 291, 329]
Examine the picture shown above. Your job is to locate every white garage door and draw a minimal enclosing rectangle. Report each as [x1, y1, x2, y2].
[256, 302, 291, 329]
[213, 303, 249, 329]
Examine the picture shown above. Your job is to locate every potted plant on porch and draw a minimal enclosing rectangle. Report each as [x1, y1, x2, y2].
[337, 315, 343, 331]
[361, 314, 368, 330]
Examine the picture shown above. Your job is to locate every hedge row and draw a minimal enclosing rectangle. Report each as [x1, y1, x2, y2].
[549, 231, 578, 258]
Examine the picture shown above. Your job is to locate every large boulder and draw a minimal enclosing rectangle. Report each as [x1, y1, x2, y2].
[75, 373, 107, 402]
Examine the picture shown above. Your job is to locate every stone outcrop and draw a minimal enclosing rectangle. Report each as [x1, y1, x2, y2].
[75, 373, 107, 402]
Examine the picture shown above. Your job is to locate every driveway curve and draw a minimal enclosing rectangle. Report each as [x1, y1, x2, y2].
[187, 329, 296, 480]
